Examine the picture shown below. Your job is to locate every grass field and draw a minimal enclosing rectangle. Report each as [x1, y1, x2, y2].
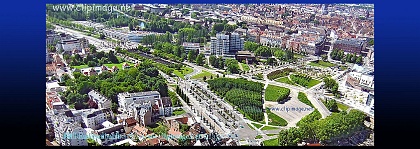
[266, 108, 288, 126]
[309, 60, 336, 68]
[240, 63, 250, 72]
[261, 126, 278, 131]
[173, 66, 193, 79]
[104, 63, 134, 70]
[191, 70, 216, 80]
[275, 77, 295, 85]
[337, 102, 350, 111]
[307, 79, 321, 88]
[265, 85, 290, 102]
[263, 138, 279, 146]
[252, 123, 264, 129]
[73, 65, 89, 69]
[173, 109, 186, 116]
[266, 134, 277, 136]
[255, 135, 263, 139]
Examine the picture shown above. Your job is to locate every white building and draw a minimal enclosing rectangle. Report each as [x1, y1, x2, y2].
[51, 112, 88, 146]
[118, 91, 164, 116]
[88, 90, 112, 109]
[211, 33, 244, 57]
[182, 42, 200, 54]
[81, 108, 114, 130]
[87, 122, 125, 146]
[56, 39, 81, 52]
[348, 72, 374, 89]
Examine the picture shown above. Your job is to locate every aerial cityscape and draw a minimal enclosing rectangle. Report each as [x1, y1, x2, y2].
[46, 3, 374, 146]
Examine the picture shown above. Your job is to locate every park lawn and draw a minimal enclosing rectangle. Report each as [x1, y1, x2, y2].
[240, 63, 250, 72]
[261, 126, 278, 131]
[309, 60, 336, 68]
[265, 85, 290, 102]
[191, 71, 216, 80]
[253, 123, 264, 129]
[247, 124, 256, 130]
[263, 138, 279, 146]
[337, 102, 350, 111]
[104, 62, 134, 70]
[266, 109, 288, 126]
[173, 109, 186, 116]
[73, 65, 89, 69]
[294, 54, 304, 59]
[173, 66, 194, 79]
[307, 79, 321, 88]
[275, 77, 296, 85]
[266, 134, 277, 136]
[255, 135, 263, 139]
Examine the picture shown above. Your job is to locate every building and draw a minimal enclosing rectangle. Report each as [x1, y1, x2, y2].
[235, 50, 256, 64]
[56, 39, 81, 52]
[161, 97, 172, 117]
[210, 32, 244, 57]
[81, 108, 114, 130]
[334, 38, 366, 54]
[88, 123, 125, 145]
[88, 90, 112, 110]
[50, 112, 88, 146]
[346, 72, 374, 92]
[134, 105, 153, 126]
[182, 42, 200, 54]
[118, 91, 163, 115]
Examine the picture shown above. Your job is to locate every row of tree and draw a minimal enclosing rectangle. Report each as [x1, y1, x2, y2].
[277, 109, 366, 146]
[267, 68, 295, 80]
[330, 49, 363, 64]
[290, 74, 313, 88]
[244, 41, 296, 61]
[224, 88, 263, 121]
[176, 85, 190, 104]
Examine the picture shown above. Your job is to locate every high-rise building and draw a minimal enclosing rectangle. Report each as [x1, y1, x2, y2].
[210, 32, 244, 57]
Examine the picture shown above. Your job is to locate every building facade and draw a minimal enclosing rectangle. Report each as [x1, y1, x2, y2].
[334, 38, 366, 54]
[88, 90, 112, 109]
[210, 33, 244, 57]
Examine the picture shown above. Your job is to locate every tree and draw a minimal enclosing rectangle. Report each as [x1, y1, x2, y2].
[212, 23, 224, 33]
[267, 58, 275, 66]
[210, 75, 213, 80]
[244, 41, 260, 52]
[325, 99, 338, 112]
[195, 53, 205, 66]
[321, 54, 328, 61]
[99, 33, 105, 39]
[87, 138, 101, 146]
[356, 56, 363, 64]
[203, 76, 207, 81]
[209, 55, 217, 66]
[187, 50, 196, 62]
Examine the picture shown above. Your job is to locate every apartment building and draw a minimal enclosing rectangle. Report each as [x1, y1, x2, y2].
[88, 90, 112, 109]
[334, 38, 366, 54]
[210, 32, 244, 57]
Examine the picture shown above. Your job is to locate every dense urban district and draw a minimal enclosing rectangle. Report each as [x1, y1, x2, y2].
[46, 3, 374, 146]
